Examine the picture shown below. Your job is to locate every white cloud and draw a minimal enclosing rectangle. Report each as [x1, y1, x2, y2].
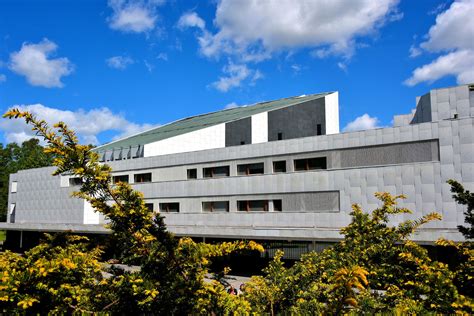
[343, 114, 381, 132]
[405, 50, 474, 86]
[157, 52, 168, 61]
[0, 74, 6, 82]
[406, 0, 474, 85]
[9, 39, 74, 88]
[177, 12, 205, 30]
[107, 0, 163, 33]
[0, 104, 155, 145]
[106, 56, 135, 70]
[183, 0, 400, 61]
[409, 45, 421, 58]
[211, 62, 263, 92]
[224, 102, 239, 109]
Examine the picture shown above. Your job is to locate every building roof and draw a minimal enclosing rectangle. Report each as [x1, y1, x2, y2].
[95, 92, 331, 152]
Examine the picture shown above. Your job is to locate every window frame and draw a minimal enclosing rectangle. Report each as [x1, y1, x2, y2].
[134, 172, 152, 183]
[272, 161, 287, 173]
[159, 202, 180, 213]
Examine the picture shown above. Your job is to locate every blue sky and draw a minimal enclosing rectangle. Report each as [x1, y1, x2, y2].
[0, 0, 472, 145]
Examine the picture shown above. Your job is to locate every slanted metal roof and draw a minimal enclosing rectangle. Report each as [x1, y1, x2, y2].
[95, 92, 331, 152]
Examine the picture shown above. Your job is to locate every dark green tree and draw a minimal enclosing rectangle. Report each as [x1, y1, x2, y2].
[0, 139, 54, 221]
[448, 179, 474, 240]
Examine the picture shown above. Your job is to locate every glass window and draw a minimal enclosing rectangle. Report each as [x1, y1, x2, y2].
[134, 173, 152, 183]
[294, 157, 327, 171]
[203, 166, 230, 178]
[69, 177, 82, 186]
[187, 168, 197, 179]
[237, 200, 269, 212]
[273, 200, 282, 212]
[202, 201, 229, 212]
[159, 203, 179, 213]
[145, 203, 154, 211]
[11, 181, 17, 193]
[273, 161, 286, 173]
[113, 175, 129, 184]
[237, 163, 264, 175]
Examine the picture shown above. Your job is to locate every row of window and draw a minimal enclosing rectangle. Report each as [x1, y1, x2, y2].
[188, 157, 327, 179]
[147, 200, 283, 213]
[80, 157, 328, 186]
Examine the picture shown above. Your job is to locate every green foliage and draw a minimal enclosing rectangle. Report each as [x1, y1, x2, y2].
[243, 193, 473, 314]
[0, 138, 53, 221]
[0, 234, 102, 313]
[448, 179, 474, 240]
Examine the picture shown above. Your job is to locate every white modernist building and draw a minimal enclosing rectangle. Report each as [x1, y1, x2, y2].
[3, 84, 474, 256]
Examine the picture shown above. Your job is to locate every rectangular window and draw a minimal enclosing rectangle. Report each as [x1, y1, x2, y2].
[277, 132, 283, 140]
[203, 166, 230, 178]
[237, 200, 269, 212]
[113, 175, 129, 184]
[145, 203, 154, 211]
[69, 177, 82, 186]
[159, 203, 179, 213]
[273, 200, 282, 212]
[187, 168, 197, 179]
[134, 172, 152, 183]
[317, 124, 322, 135]
[294, 157, 327, 171]
[202, 201, 230, 212]
[237, 163, 264, 175]
[9, 203, 16, 223]
[273, 161, 286, 173]
[11, 181, 18, 193]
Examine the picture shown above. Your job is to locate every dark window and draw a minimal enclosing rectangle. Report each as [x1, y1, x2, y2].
[145, 203, 154, 211]
[317, 124, 322, 135]
[240, 141, 245, 145]
[113, 175, 129, 184]
[237, 163, 264, 175]
[159, 203, 179, 213]
[277, 132, 283, 140]
[202, 201, 230, 212]
[203, 166, 230, 178]
[294, 157, 327, 171]
[187, 168, 197, 179]
[237, 200, 269, 212]
[134, 173, 152, 183]
[69, 177, 82, 186]
[273, 200, 282, 212]
[273, 161, 286, 173]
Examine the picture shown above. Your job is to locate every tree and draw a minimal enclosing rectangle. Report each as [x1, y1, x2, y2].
[448, 179, 474, 240]
[0, 139, 53, 221]
[243, 193, 473, 314]
[1, 109, 262, 314]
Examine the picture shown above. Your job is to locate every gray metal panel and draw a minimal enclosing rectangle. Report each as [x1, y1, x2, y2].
[339, 140, 438, 168]
[268, 98, 326, 141]
[225, 117, 251, 146]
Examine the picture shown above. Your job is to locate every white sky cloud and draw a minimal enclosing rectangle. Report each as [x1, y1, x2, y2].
[177, 12, 205, 30]
[107, 0, 163, 33]
[0, 74, 6, 83]
[211, 62, 263, 92]
[0, 104, 155, 145]
[405, 0, 474, 85]
[224, 102, 239, 109]
[343, 114, 381, 132]
[9, 39, 74, 88]
[106, 56, 135, 70]
[181, 0, 400, 61]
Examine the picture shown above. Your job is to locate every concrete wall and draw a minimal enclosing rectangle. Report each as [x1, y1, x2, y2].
[144, 123, 226, 157]
[225, 117, 252, 146]
[268, 97, 326, 141]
